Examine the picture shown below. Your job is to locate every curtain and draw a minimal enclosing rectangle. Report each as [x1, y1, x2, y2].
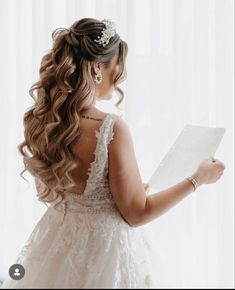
[0, 0, 233, 288]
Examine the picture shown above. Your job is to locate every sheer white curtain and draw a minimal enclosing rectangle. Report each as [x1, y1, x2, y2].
[0, 0, 233, 288]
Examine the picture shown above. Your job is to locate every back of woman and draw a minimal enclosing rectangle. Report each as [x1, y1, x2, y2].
[0, 17, 225, 289]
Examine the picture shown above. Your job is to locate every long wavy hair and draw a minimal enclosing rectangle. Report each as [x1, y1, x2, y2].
[18, 18, 128, 207]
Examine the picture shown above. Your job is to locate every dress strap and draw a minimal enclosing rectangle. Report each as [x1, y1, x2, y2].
[102, 113, 120, 146]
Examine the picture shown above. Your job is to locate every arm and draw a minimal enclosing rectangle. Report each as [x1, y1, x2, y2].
[108, 117, 201, 227]
[136, 173, 200, 227]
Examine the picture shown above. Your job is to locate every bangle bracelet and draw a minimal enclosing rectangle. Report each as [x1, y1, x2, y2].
[185, 176, 199, 191]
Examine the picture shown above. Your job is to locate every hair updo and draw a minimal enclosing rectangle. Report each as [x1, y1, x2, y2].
[18, 18, 128, 207]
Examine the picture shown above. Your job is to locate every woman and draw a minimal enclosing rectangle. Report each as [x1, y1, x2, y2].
[1, 18, 225, 289]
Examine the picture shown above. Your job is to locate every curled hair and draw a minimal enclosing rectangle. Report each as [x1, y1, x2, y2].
[18, 18, 128, 207]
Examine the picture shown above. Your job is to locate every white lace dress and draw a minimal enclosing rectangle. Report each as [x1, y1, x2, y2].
[1, 113, 174, 289]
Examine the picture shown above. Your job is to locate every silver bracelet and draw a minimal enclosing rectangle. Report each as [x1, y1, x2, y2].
[185, 176, 199, 191]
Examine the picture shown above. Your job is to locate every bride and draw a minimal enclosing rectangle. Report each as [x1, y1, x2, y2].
[1, 17, 225, 289]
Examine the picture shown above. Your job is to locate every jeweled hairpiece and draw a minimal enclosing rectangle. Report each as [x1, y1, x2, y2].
[94, 19, 116, 47]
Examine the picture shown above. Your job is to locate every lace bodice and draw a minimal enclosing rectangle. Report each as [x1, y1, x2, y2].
[52, 113, 121, 225]
[0, 112, 175, 289]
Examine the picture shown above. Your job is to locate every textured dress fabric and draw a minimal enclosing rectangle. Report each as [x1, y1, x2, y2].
[1, 113, 174, 289]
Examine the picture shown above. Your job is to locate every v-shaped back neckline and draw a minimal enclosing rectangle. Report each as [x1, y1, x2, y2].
[67, 113, 111, 197]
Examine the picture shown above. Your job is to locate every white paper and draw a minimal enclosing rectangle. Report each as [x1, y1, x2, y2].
[148, 124, 226, 192]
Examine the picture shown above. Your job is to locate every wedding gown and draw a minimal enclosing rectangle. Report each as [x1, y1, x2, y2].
[1, 113, 175, 289]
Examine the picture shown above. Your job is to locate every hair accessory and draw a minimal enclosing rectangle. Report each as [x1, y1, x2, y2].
[94, 19, 116, 47]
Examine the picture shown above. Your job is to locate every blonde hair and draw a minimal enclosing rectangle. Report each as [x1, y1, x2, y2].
[18, 18, 128, 206]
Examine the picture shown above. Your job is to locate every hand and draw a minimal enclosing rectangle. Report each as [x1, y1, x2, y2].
[192, 156, 226, 186]
[142, 182, 150, 194]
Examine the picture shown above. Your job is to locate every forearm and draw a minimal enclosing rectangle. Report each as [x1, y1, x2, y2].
[136, 174, 201, 227]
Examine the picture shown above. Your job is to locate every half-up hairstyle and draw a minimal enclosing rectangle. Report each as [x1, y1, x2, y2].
[18, 18, 128, 207]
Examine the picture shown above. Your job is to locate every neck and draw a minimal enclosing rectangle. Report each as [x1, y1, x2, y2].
[80, 106, 95, 114]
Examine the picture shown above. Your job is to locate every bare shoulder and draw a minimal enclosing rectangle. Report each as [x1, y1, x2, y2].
[109, 116, 136, 167]
[110, 116, 133, 147]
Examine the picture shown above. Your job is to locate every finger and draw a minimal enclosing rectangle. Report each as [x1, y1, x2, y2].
[218, 172, 223, 179]
[221, 162, 226, 169]
[144, 183, 150, 190]
[209, 156, 216, 162]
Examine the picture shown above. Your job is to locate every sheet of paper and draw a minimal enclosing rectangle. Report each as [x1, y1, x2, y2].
[147, 124, 226, 192]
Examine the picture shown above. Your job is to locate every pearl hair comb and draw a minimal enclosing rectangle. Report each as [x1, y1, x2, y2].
[94, 19, 116, 47]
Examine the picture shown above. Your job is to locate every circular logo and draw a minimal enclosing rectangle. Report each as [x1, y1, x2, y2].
[9, 264, 25, 280]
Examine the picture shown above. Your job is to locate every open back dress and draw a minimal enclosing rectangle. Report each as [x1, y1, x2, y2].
[1, 113, 174, 289]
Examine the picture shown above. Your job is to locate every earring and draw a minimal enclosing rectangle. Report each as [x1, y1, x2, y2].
[94, 70, 102, 84]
